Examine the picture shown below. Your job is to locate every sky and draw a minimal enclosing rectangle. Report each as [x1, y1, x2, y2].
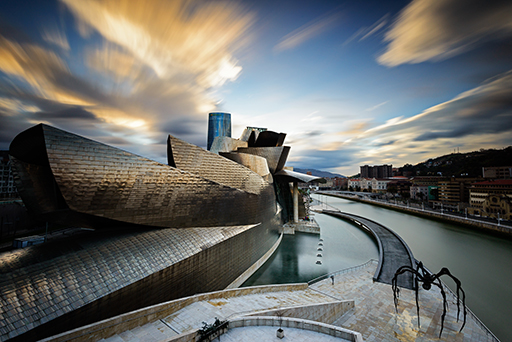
[0, 0, 511, 176]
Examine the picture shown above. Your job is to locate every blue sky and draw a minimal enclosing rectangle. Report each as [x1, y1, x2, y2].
[0, 0, 511, 175]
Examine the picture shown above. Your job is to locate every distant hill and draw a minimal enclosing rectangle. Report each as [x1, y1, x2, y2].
[294, 168, 345, 178]
[399, 146, 512, 177]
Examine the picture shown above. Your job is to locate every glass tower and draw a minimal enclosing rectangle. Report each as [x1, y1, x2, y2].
[207, 112, 231, 150]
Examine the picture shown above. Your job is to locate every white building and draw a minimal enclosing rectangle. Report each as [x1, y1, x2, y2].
[360, 178, 373, 191]
[371, 178, 390, 193]
[348, 178, 361, 190]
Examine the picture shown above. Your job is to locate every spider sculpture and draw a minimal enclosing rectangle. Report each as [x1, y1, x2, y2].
[391, 261, 467, 337]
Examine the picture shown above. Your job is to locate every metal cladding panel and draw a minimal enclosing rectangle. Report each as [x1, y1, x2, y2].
[209, 136, 248, 154]
[168, 134, 268, 195]
[274, 169, 326, 183]
[219, 152, 271, 181]
[9, 124, 277, 228]
[251, 131, 286, 147]
[0, 221, 280, 341]
[207, 112, 231, 150]
[236, 146, 290, 174]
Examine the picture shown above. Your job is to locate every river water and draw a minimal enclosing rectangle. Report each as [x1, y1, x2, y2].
[243, 194, 512, 341]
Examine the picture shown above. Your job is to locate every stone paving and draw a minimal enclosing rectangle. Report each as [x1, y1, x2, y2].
[220, 326, 349, 341]
[100, 261, 496, 342]
[311, 262, 497, 342]
[101, 287, 337, 342]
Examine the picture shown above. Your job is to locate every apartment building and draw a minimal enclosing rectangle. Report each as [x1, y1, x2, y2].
[360, 164, 392, 179]
[468, 179, 512, 219]
[437, 177, 480, 208]
[482, 166, 512, 179]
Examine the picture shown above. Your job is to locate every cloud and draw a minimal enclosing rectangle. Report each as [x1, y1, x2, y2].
[0, 0, 254, 163]
[61, 0, 253, 88]
[336, 70, 512, 169]
[42, 26, 70, 50]
[290, 70, 512, 174]
[289, 148, 355, 170]
[274, 11, 341, 52]
[33, 107, 98, 120]
[368, 71, 512, 137]
[343, 14, 389, 46]
[366, 101, 389, 111]
[378, 0, 512, 66]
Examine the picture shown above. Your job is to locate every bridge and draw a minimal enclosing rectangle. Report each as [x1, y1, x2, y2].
[312, 205, 415, 290]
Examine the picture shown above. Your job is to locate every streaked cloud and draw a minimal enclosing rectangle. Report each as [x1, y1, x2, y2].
[274, 11, 341, 52]
[42, 26, 70, 50]
[366, 101, 389, 112]
[62, 0, 253, 88]
[0, 0, 254, 161]
[339, 70, 512, 170]
[379, 0, 512, 66]
[367, 71, 512, 136]
[343, 15, 388, 46]
[288, 70, 512, 174]
[0, 1, 510, 177]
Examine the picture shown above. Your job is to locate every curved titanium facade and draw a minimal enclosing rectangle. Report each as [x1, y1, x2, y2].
[0, 222, 280, 342]
[9, 124, 277, 229]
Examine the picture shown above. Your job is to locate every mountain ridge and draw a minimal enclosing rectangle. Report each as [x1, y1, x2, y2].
[294, 168, 345, 178]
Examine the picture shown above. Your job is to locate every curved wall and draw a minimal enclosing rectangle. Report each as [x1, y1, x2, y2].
[10, 125, 277, 229]
[2, 220, 280, 342]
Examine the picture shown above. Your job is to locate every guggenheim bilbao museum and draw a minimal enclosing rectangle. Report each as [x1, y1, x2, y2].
[0, 120, 323, 341]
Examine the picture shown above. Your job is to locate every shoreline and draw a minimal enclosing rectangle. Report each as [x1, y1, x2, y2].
[316, 191, 512, 238]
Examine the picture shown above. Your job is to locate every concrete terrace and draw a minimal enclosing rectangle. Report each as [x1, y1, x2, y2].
[42, 260, 497, 342]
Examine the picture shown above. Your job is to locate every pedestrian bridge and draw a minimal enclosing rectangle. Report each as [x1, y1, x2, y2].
[312, 207, 415, 290]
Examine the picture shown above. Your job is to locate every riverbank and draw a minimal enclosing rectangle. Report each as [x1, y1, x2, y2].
[317, 192, 512, 238]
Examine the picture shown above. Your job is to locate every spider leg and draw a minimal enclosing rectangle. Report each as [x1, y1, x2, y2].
[458, 286, 467, 332]
[415, 276, 420, 328]
[436, 268, 467, 332]
[392, 265, 424, 328]
[433, 278, 448, 338]
[391, 266, 416, 313]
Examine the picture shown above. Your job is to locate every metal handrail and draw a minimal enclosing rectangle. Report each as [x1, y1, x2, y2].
[308, 259, 378, 285]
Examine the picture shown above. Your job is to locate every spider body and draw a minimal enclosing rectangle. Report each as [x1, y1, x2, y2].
[391, 261, 467, 338]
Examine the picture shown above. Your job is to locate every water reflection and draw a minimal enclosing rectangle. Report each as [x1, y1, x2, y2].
[242, 213, 378, 286]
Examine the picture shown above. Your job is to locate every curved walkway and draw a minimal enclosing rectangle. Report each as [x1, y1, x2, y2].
[315, 208, 415, 290]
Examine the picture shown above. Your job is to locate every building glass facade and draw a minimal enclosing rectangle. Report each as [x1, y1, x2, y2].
[207, 112, 231, 150]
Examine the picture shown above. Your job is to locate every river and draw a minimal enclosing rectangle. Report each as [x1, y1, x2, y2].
[243, 194, 512, 341]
